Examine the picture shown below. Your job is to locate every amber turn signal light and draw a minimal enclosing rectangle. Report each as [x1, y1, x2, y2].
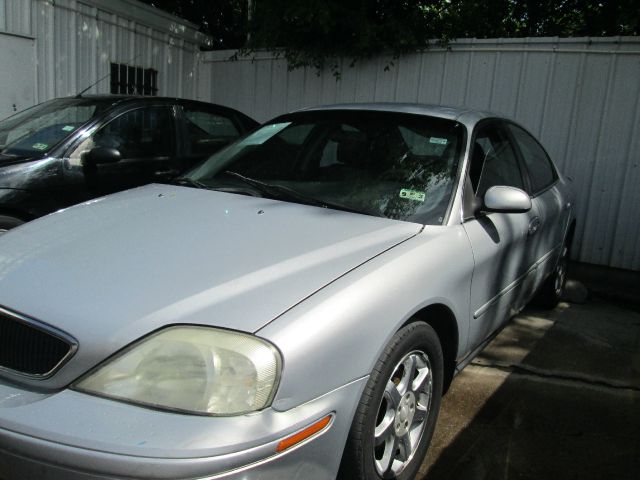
[276, 414, 333, 453]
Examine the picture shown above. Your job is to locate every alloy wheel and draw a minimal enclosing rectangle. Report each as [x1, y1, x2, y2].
[373, 350, 432, 477]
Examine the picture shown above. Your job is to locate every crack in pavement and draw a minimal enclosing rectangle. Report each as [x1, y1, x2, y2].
[470, 359, 640, 393]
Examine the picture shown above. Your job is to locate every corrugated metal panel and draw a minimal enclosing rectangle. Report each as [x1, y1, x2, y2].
[0, 0, 204, 105]
[2, 0, 31, 36]
[201, 38, 640, 270]
[0, 33, 35, 114]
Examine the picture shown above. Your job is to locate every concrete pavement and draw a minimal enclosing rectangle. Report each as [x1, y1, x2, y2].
[419, 292, 640, 479]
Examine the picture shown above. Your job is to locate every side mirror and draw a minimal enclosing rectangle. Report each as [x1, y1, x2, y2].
[84, 147, 121, 165]
[483, 185, 531, 213]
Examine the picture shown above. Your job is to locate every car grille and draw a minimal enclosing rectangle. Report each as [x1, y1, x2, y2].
[0, 308, 74, 377]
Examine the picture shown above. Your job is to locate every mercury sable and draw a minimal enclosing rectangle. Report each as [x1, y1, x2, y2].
[0, 104, 575, 480]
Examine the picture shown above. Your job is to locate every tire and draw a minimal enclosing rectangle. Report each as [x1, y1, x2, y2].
[533, 244, 568, 309]
[338, 322, 444, 480]
[0, 215, 24, 236]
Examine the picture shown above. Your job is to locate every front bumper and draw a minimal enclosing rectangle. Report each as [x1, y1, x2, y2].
[0, 377, 366, 480]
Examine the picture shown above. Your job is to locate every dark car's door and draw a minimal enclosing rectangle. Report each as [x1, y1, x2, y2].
[176, 103, 249, 169]
[463, 121, 540, 346]
[67, 105, 179, 197]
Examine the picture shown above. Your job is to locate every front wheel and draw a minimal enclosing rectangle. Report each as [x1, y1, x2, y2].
[338, 323, 443, 480]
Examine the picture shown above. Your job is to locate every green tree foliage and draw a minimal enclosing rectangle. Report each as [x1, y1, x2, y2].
[246, 0, 638, 73]
[245, 0, 440, 71]
[139, 0, 639, 72]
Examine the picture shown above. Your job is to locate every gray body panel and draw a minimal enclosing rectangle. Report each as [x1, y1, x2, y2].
[0, 377, 366, 479]
[261, 225, 474, 411]
[0, 184, 420, 390]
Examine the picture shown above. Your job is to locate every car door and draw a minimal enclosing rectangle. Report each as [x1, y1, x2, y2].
[507, 123, 567, 290]
[463, 121, 540, 347]
[177, 103, 245, 170]
[67, 105, 179, 197]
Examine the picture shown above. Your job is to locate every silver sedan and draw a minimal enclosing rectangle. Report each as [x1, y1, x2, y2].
[0, 104, 575, 480]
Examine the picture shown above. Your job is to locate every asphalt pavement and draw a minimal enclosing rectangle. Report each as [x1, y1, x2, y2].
[418, 280, 640, 480]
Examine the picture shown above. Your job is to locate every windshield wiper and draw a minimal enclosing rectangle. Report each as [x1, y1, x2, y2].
[170, 177, 209, 189]
[221, 170, 367, 215]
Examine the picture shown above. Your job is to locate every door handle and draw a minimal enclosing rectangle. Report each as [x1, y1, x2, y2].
[528, 216, 541, 236]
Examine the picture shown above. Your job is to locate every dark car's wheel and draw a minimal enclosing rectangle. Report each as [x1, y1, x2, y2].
[533, 244, 568, 309]
[0, 215, 24, 236]
[338, 322, 443, 480]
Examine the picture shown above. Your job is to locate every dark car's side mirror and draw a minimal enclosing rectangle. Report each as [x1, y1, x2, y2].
[84, 147, 121, 166]
[483, 185, 532, 213]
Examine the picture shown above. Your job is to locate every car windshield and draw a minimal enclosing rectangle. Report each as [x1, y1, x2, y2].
[0, 98, 111, 157]
[186, 110, 464, 224]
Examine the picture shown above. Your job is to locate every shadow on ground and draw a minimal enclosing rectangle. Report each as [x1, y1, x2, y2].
[418, 294, 640, 480]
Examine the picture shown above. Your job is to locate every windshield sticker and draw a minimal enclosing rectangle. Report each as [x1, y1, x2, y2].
[399, 188, 426, 202]
[429, 137, 448, 145]
[32, 143, 48, 151]
[62, 125, 76, 132]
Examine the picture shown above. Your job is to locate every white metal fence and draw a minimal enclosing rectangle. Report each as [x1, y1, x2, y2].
[200, 38, 640, 271]
[0, 0, 205, 109]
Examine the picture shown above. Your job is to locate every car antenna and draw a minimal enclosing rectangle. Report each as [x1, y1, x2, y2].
[75, 71, 112, 98]
[75, 53, 144, 98]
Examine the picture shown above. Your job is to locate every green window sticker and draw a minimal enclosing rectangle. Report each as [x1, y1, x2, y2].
[429, 137, 448, 145]
[399, 188, 426, 202]
[32, 143, 48, 151]
[62, 125, 76, 132]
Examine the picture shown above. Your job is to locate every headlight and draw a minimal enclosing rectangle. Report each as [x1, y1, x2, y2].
[74, 326, 281, 416]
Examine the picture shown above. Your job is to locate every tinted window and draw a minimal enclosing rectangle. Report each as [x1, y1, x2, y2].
[508, 124, 556, 193]
[470, 124, 524, 197]
[183, 107, 239, 155]
[187, 111, 464, 224]
[69, 107, 174, 164]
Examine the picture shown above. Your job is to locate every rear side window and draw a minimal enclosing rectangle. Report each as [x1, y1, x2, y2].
[508, 124, 557, 194]
[183, 106, 239, 155]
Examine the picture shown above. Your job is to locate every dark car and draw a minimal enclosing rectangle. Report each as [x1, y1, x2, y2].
[0, 95, 258, 233]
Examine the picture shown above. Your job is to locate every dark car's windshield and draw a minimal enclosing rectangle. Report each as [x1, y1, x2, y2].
[185, 110, 464, 224]
[0, 98, 112, 157]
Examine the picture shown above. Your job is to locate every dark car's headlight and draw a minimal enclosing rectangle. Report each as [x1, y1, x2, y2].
[75, 326, 281, 415]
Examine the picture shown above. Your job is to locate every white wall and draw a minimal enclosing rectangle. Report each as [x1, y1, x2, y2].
[199, 38, 640, 271]
[0, 0, 206, 115]
[0, 33, 35, 118]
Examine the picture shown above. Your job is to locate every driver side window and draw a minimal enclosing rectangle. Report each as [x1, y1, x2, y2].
[69, 107, 174, 166]
[470, 124, 524, 198]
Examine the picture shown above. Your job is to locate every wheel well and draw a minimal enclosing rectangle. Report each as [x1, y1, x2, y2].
[0, 208, 31, 223]
[405, 304, 458, 393]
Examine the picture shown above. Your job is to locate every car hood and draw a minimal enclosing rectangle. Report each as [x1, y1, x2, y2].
[0, 184, 421, 388]
[0, 153, 40, 167]
[0, 155, 58, 191]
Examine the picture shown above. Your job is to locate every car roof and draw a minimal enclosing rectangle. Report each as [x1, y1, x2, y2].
[64, 94, 244, 112]
[299, 102, 509, 127]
